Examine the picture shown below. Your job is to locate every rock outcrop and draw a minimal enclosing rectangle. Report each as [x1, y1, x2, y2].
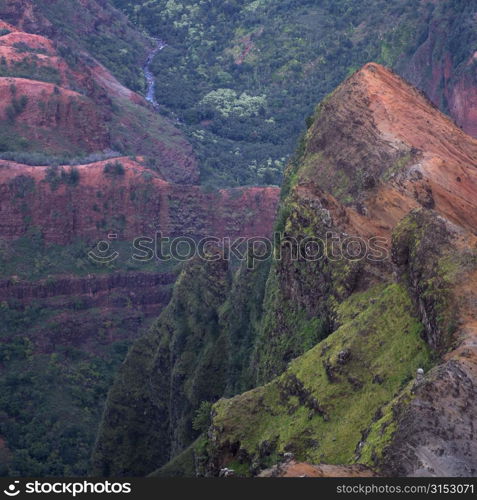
[259, 460, 376, 478]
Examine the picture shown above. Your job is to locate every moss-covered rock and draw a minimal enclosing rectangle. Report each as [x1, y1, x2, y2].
[392, 208, 465, 352]
[204, 283, 431, 476]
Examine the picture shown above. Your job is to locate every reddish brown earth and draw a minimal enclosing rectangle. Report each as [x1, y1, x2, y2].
[365, 65, 477, 234]
[0, 24, 145, 106]
[259, 460, 376, 478]
[301, 63, 477, 245]
[1, 30, 55, 52]
[0, 157, 280, 244]
[0, 271, 177, 354]
[0, 12, 280, 396]
[0, 77, 110, 152]
[207, 63, 477, 479]
[0, 272, 176, 309]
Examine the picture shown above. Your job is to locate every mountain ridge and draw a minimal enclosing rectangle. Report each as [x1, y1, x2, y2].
[94, 62, 477, 477]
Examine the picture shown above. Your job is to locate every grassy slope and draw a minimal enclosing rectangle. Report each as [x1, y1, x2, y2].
[207, 283, 432, 475]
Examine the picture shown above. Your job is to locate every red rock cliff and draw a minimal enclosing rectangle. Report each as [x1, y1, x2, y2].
[0, 157, 280, 244]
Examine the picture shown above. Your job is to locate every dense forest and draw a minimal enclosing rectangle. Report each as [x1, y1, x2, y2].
[111, 0, 476, 187]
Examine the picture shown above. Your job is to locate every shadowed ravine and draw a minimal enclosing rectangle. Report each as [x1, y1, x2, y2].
[144, 38, 166, 109]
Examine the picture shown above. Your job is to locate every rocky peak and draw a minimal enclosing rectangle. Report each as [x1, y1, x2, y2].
[301, 63, 477, 239]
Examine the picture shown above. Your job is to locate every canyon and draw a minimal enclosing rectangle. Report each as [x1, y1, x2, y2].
[0, 0, 476, 478]
[0, 5, 279, 476]
[93, 63, 477, 478]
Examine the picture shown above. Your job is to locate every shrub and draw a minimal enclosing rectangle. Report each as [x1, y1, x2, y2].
[13, 42, 49, 55]
[62, 167, 80, 186]
[6, 95, 28, 122]
[103, 161, 125, 176]
[9, 175, 36, 198]
[192, 401, 213, 432]
[45, 166, 80, 189]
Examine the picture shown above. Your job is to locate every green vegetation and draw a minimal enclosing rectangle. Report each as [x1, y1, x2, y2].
[92, 256, 231, 476]
[252, 165, 366, 382]
[0, 151, 122, 166]
[219, 257, 272, 395]
[32, 0, 150, 92]
[8, 174, 35, 199]
[392, 209, 475, 351]
[92, 254, 274, 476]
[103, 161, 125, 176]
[6, 94, 28, 123]
[0, 129, 30, 153]
[0, 0, 474, 480]
[358, 385, 413, 466]
[206, 283, 432, 474]
[0, 231, 180, 282]
[12, 42, 49, 55]
[192, 402, 213, 433]
[107, 97, 195, 183]
[149, 437, 205, 478]
[199, 89, 266, 118]
[110, 0, 476, 187]
[0, 56, 61, 85]
[45, 166, 80, 189]
[0, 299, 149, 476]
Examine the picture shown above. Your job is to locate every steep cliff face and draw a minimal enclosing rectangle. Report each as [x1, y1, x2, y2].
[92, 63, 477, 478]
[0, 157, 279, 244]
[92, 256, 231, 476]
[0, 266, 176, 476]
[1, 0, 475, 480]
[0, 7, 282, 476]
[396, 0, 477, 137]
[254, 62, 477, 381]
[368, 209, 477, 476]
[0, 272, 176, 319]
[92, 250, 278, 476]
[197, 64, 477, 477]
[0, 154, 279, 475]
[0, 150, 279, 475]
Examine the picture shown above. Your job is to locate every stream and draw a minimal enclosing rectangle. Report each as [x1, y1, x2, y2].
[144, 38, 166, 110]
